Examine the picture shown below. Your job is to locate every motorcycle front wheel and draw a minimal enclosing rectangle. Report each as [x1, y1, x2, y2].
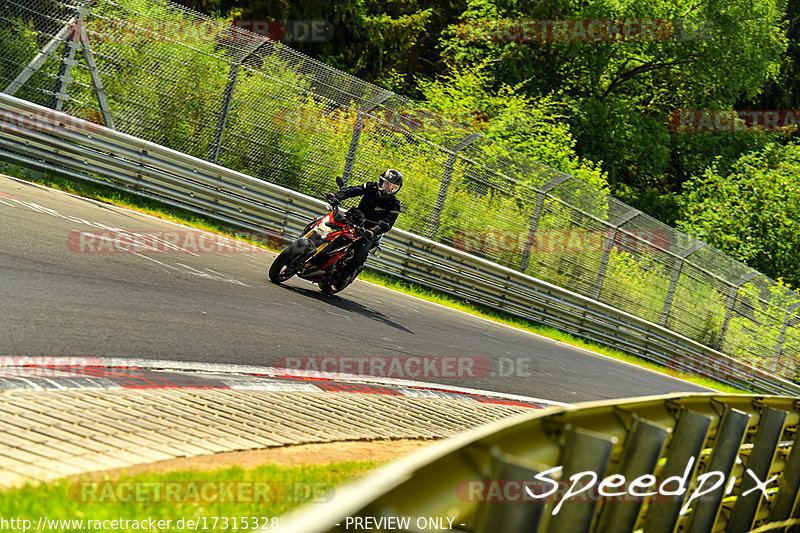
[269, 244, 308, 284]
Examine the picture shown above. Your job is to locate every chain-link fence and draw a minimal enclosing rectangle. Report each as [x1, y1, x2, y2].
[3, 0, 800, 387]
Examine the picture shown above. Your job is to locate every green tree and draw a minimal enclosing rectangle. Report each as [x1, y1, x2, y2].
[678, 143, 800, 285]
[232, 0, 437, 85]
[418, 61, 610, 192]
[439, 0, 787, 215]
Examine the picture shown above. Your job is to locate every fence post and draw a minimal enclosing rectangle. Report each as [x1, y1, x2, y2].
[427, 133, 481, 240]
[207, 39, 267, 163]
[49, 29, 79, 111]
[772, 302, 800, 373]
[593, 210, 640, 300]
[3, 14, 81, 96]
[716, 271, 759, 351]
[76, 12, 114, 129]
[660, 242, 706, 326]
[208, 63, 239, 163]
[4, 3, 114, 128]
[340, 90, 393, 187]
[519, 173, 570, 273]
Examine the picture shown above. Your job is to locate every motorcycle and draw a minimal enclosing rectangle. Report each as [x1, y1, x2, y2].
[268, 195, 375, 295]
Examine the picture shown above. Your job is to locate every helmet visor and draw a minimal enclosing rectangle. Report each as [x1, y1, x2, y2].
[379, 178, 400, 195]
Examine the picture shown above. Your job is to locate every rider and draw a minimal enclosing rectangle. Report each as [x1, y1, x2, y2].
[326, 168, 403, 281]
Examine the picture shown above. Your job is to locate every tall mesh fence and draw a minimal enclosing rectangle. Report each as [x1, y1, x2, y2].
[3, 0, 800, 385]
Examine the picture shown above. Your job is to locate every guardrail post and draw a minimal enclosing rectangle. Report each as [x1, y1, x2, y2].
[769, 419, 800, 520]
[473, 453, 546, 532]
[545, 428, 615, 530]
[772, 302, 800, 373]
[686, 406, 750, 532]
[340, 90, 393, 187]
[643, 408, 711, 533]
[716, 271, 759, 351]
[727, 406, 787, 532]
[427, 133, 481, 240]
[592, 210, 640, 300]
[519, 173, 570, 273]
[595, 416, 668, 531]
[660, 242, 706, 326]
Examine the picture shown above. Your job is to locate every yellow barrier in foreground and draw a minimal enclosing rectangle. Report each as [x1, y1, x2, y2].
[278, 394, 800, 532]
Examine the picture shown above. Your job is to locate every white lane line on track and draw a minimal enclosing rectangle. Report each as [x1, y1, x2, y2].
[176, 263, 250, 286]
[0, 174, 264, 252]
[133, 252, 179, 270]
[1, 174, 715, 395]
[359, 279, 721, 393]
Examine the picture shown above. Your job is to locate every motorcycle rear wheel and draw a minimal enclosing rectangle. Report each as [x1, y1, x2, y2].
[318, 280, 344, 296]
[319, 266, 363, 296]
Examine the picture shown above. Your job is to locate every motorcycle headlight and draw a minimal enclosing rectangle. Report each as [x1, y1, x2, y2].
[314, 221, 332, 238]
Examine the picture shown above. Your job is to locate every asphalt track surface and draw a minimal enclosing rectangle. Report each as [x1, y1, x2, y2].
[0, 175, 711, 403]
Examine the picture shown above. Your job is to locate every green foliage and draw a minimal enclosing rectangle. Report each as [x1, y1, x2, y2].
[438, 0, 788, 208]
[234, 0, 437, 85]
[170, 0, 798, 239]
[601, 249, 669, 323]
[678, 143, 800, 287]
[417, 61, 610, 192]
[615, 186, 680, 227]
[65, 2, 229, 153]
[666, 268, 726, 347]
[1, 461, 376, 528]
[0, 17, 61, 107]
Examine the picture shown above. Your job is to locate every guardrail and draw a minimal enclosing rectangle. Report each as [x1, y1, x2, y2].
[1, 92, 799, 397]
[277, 393, 800, 533]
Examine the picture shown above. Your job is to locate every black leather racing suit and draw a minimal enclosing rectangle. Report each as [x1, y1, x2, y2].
[332, 181, 401, 275]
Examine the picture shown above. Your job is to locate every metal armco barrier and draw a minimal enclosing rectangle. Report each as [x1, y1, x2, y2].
[1, 93, 800, 397]
[277, 393, 800, 533]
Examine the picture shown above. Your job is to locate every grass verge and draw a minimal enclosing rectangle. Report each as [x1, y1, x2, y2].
[0, 461, 376, 532]
[0, 161, 745, 394]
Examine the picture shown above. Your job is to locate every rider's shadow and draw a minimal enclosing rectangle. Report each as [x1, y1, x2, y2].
[282, 285, 414, 335]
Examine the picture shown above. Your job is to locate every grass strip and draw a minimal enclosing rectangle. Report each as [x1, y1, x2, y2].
[0, 461, 376, 532]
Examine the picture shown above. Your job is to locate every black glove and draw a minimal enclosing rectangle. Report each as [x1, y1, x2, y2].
[363, 228, 375, 239]
[325, 193, 340, 206]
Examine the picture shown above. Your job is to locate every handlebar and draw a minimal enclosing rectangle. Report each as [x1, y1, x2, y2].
[320, 194, 378, 240]
[321, 194, 371, 238]
[323, 193, 340, 211]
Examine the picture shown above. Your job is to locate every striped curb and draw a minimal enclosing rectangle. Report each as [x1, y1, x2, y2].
[0, 361, 566, 488]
